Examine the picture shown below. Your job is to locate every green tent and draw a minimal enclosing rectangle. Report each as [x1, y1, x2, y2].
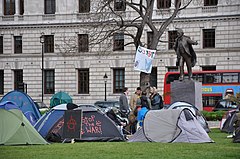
[0, 109, 48, 145]
[50, 91, 72, 108]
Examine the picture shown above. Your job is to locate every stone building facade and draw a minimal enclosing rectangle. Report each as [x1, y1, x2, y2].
[0, 0, 239, 106]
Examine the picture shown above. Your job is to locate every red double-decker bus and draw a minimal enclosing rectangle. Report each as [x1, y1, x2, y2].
[163, 70, 240, 111]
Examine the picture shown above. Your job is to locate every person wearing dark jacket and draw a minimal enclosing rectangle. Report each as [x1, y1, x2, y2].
[119, 87, 130, 117]
[137, 96, 149, 128]
[150, 87, 163, 110]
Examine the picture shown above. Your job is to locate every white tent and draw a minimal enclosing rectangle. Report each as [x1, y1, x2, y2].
[128, 109, 213, 143]
[167, 101, 210, 133]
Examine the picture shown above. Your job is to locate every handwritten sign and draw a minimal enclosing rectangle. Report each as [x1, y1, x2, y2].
[134, 46, 156, 73]
[81, 114, 103, 136]
[62, 110, 82, 139]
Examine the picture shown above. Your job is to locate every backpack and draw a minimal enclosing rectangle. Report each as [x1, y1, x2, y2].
[158, 94, 163, 109]
[140, 96, 150, 109]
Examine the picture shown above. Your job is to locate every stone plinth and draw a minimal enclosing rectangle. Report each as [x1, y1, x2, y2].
[171, 80, 203, 110]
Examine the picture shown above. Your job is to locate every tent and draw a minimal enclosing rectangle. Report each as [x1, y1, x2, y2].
[34, 104, 124, 142]
[0, 90, 41, 125]
[50, 91, 72, 108]
[233, 127, 240, 143]
[233, 112, 240, 143]
[220, 109, 239, 133]
[128, 109, 213, 143]
[0, 101, 19, 110]
[167, 101, 210, 133]
[0, 109, 48, 145]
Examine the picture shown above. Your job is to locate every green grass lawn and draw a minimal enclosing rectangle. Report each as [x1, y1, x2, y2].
[0, 129, 239, 159]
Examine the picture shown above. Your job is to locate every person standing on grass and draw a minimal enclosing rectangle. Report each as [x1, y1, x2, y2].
[137, 95, 150, 129]
[119, 87, 130, 118]
[129, 87, 142, 111]
[141, 91, 151, 110]
[149, 87, 163, 110]
[129, 87, 142, 134]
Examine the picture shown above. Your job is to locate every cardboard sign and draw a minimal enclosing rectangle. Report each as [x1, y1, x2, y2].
[63, 110, 82, 139]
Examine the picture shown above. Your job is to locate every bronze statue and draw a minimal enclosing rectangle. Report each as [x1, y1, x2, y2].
[173, 28, 198, 81]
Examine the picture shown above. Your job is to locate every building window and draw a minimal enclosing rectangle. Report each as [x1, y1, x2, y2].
[147, 32, 153, 48]
[78, 34, 89, 52]
[79, 0, 90, 13]
[168, 30, 177, 50]
[78, 69, 89, 94]
[150, 67, 157, 88]
[167, 66, 178, 72]
[14, 69, 23, 91]
[44, 35, 54, 53]
[0, 37, 3, 54]
[44, 69, 54, 94]
[113, 68, 125, 93]
[14, 36, 22, 54]
[4, 0, 15, 15]
[203, 29, 215, 48]
[0, 70, 4, 94]
[222, 73, 238, 83]
[20, 0, 24, 15]
[157, 0, 171, 9]
[44, 0, 55, 14]
[201, 65, 216, 71]
[113, 33, 124, 51]
[114, 0, 126, 11]
[204, 0, 218, 6]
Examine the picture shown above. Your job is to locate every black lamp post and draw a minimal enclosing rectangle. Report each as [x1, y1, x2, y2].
[40, 33, 45, 103]
[103, 73, 108, 101]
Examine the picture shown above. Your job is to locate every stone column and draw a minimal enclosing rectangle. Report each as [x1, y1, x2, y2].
[15, 0, 20, 15]
[170, 0, 175, 12]
[0, 0, 3, 16]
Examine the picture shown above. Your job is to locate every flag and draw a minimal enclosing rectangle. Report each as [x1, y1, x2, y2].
[134, 46, 156, 73]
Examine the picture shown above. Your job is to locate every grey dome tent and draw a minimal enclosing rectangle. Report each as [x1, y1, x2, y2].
[128, 109, 213, 143]
[167, 101, 210, 133]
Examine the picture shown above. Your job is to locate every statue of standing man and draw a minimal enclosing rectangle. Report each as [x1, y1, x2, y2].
[173, 28, 198, 81]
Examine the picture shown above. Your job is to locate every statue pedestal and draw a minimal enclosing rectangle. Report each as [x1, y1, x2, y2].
[171, 80, 203, 110]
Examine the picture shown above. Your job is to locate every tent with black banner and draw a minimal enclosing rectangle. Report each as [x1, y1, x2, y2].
[34, 103, 124, 142]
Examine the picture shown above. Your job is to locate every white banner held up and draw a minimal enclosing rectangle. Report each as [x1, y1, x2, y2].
[134, 46, 156, 73]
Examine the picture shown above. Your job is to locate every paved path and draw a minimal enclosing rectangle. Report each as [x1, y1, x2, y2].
[208, 121, 221, 128]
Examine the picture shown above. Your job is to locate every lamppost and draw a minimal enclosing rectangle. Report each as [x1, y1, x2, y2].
[40, 33, 45, 103]
[103, 73, 108, 101]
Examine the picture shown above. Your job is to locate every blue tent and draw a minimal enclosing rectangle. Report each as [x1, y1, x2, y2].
[35, 104, 124, 142]
[0, 101, 19, 110]
[0, 90, 41, 125]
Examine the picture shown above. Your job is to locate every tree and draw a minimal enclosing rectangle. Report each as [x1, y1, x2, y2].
[55, 0, 193, 90]
[92, 0, 193, 90]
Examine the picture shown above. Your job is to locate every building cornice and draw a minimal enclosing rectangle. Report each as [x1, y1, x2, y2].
[0, 14, 239, 30]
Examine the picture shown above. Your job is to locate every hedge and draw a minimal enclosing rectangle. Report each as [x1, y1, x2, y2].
[40, 109, 226, 121]
[201, 110, 226, 121]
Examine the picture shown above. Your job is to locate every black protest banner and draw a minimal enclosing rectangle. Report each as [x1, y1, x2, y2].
[63, 110, 82, 139]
